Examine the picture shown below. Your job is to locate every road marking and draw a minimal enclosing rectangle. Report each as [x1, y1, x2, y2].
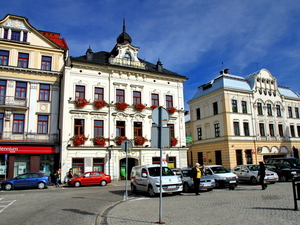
[0, 199, 16, 214]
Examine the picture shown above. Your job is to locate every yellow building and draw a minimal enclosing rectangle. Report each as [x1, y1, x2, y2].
[187, 68, 300, 169]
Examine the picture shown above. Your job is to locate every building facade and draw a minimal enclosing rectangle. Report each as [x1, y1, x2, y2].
[60, 23, 188, 180]
[0, 14, 68, 180]
[187, 68, 300, 169]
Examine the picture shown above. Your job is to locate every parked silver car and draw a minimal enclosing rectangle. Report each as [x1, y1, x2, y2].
[180, 168, 216, 192]
[233, 164, 279, 184]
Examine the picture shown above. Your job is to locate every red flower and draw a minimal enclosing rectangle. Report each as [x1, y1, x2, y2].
[94, 100, 108, 109]
[170, 137, 178, 147]
[134, 103, 146, 111]
[75, 98, 90, 108]
[92, 136, 109, 146]
[134, 136, 148, 145]
[71, 134, 88, 146]
[115, 102, 129, 110]
[150, 105, 158, 109]
[115, 136, 128, 145]
[167, 107, 177, 115]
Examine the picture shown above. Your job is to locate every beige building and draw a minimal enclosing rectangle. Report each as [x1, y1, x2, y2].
[0, 14, 68, 180]
[60, 22, 188, 180]
[187, 68, 300, 169]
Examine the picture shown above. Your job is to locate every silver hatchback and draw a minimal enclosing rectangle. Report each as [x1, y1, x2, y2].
[233, 164, 279, 184]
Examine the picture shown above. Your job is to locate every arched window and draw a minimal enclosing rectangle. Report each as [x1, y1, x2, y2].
[124, 52, 131, 61]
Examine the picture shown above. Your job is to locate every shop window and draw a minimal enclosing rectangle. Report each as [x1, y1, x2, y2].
[93, 158, 104, 172]
[152, 157, 160, 164]
[14, 154, 30, 177]
[41, 56, 52, 71]
[40, 154, 54, 176]
[39, 84, 50, 101]
[72, 158, 84, 176]
[133, 91, 141, 104]
[95, 87, 104, 100]
[75, 85, 85, 99]
[167, 157, 176, 168]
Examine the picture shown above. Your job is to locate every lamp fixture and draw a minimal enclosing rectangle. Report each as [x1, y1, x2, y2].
[145, 145, 149, 147]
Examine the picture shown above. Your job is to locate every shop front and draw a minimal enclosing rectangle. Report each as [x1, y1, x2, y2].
[0, 146, 59, 181]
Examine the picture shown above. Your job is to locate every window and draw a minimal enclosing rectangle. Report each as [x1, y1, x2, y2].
[297, 126, 300, 137]
[233, 122, 240, 136]
[152, 157, 160, 164]
[241, 101, 247, 114]
[236, 150, 243, 165]
[243, 122, 250, 136]
[213, 102, 218, 115]
[0, 113, 3, 132]
[133, 91, 141, 104]
[278, 124, 283, 137]
[23, 32, 28, 42]
[72, 158, 84, 176]
[0, 50, 9, 66]
[0, 80, 6, 104]
[37, 115, 48, 134]
[269, 124, 274, 137]
[168, 157, 176, 168]
[288, 106, 293, 118]
[74, 119, 84, 135]
[276, 105, 281, 116]
[18, 53, 29, 68]
[41, 56, 52, 71]
[167, 124, 175, 138]
[257, 103, 263, 115]
[94, 120, 103, 137]
[15, 82, 27, 99]
[290, 125, 295, 137]
[93, 158, 104, 172]
[13, 114, 25, 133]
[75, 85, 85, 99]
[232, 100, 238, 113]
[196, 108, 201, 120]
[116, 89, 125, 103]
[116, 121, 125, 136]
[166, 95, 173, 108]
[123, 52, 131, 61]
[245, 150, 253, 164]
[151, 94, 159, 106]
[94, 87, 104, 100]
[197, 127, 202, 140]
[295, 108, 299, 118]
[214, 123, 220, 137]
[267, 104, 272, 116]
[11, 30, 21, 41]
[259, 123, 265, 136]
[39, 84, 50, 101]
[134, 122, 142, 137]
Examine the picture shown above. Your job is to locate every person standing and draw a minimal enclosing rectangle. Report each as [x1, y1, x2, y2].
[258, 161, 267, 190]
[191, 163, 202, 195]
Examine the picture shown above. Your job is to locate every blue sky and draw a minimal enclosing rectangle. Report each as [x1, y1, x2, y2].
[2, 0, 300, 117]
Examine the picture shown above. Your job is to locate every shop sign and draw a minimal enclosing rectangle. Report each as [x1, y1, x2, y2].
[0, 146, 56, 153]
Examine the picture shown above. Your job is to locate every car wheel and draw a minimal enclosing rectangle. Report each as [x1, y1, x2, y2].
[38, 182, 45, 189]
[100, 180, 107, 186]
[147, 185, 155, 197]
[131, 184, 137, 194]
[74, 181, 81, 187]
[215, 181, 220, 188]
[4, 183, 13, 190]
[280, 175, 287, 182]
[183, 183, 190, 193]
[250, 177, 258, 185]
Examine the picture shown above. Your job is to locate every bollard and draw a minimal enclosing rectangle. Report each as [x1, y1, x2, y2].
[291, 171, 299, 211]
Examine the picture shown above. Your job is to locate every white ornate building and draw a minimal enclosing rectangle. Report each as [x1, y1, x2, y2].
[60, 22, 188, 180]
[187, 68, 300, 169]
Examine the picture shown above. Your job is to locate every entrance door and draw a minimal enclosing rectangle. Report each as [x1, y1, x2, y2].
[119, 158, 138, 180]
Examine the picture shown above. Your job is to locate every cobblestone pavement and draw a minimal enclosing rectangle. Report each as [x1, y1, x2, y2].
[99, 182, 300, 225]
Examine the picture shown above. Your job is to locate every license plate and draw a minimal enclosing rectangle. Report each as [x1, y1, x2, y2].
[229, 180, 236, 183]
[167, 185, 176, 189]
[201, 183, 209, 187]
[266, 176, 273, 180]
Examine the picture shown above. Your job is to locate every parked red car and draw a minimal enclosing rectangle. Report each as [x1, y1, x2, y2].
[68, 171, 111, 187]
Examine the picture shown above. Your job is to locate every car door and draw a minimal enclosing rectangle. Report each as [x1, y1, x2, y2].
[13, 173, 31, 188]
[81, 172, 93, 186]
[92, 172, 103, 185]
[239, 166, 249, 181]
[26, 173, 42, 187]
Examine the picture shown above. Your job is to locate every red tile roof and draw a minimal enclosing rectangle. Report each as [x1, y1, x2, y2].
[39, 30, 69, 49]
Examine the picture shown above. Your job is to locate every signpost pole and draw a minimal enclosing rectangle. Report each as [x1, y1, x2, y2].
[125, 141, 128, 201]
[4, 153, 7, 180]
[158, 107, 163, 223]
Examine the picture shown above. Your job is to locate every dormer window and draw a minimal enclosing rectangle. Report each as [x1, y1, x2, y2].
[124, 52, 131, 61]
[3, 28, 28, 42]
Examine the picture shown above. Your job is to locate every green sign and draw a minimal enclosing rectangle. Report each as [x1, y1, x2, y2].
[186, 136, 193, 143]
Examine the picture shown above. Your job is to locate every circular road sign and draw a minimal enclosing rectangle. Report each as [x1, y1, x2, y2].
[121, 140, 133, 152]
[152, 107, 170, 125]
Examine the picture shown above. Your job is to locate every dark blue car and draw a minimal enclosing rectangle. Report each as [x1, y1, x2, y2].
[1, 172, 51, 190]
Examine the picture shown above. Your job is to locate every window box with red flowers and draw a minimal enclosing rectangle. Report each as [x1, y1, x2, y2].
[115, 102, 129, 110]
[92, 136, 109, 146]
[94, 100, 108, 109]
[115, 136, 128, 145]
[150, 105, 158, 110]
[75, 98, 90, 108]
[133, 103, 146, 111]
[134, 136, 148, 145]
[71, 134, 88, 146]
[170, 137, 178, 147]
[167, 106, 177, 115]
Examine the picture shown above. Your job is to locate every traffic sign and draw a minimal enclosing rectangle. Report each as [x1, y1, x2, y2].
[152, 107, 169, 125]
[121, 140, 133, 152]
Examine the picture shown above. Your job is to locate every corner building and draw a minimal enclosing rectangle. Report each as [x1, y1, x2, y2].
[60, 23, 188, 180]
[187, 69, 300, 169]
[0, 14, 68, 180]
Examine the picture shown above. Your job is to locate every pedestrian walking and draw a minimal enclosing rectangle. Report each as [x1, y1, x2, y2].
[55, 170, 60, 187]
[191, 163, 202, 195]
[50, 171, 56, 186]
[258, 161, 267, 190]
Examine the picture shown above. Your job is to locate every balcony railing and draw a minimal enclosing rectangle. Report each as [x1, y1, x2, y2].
[0, 132, 58, 143]
[0, 96, 27, 107]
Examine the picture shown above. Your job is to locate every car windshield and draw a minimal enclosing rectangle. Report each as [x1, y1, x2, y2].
[211, 166, 230, 174]
[247, 165, 260, 171]
[148, 167, 174, 176]
[290, 159, 300, 167]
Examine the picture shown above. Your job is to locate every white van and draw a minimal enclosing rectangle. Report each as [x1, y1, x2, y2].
[130, 165, 183, 196]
